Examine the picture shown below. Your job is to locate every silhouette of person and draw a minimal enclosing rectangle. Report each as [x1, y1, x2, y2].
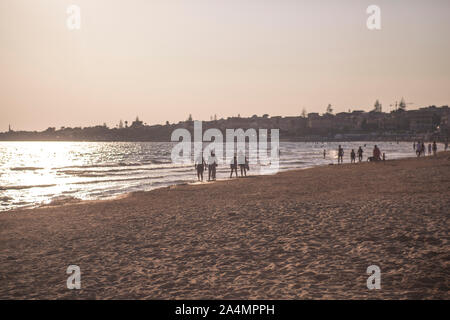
[237, 151, 247, 177]
[208, 151, 218, 181]
[350, 149, 356, 163]
[229, 154, 238, 178]
[357, 146, 363, 162]
[373, 145, 381, 161]
[432, 141, 437, 156]
[338, 145, 344, 164]
[195, 153, 205, 181]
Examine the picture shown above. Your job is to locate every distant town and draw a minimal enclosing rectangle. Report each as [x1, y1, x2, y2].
[1, 100, 449, 142]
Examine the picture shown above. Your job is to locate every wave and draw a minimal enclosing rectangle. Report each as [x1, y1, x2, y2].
[56, 164, 191, 176]
[0, 184, 56, 190]
[10, 167, 44, 171]
[53, 163, 144, 170]
[72, 175, 166, 185]
[42, 196, 81, 207]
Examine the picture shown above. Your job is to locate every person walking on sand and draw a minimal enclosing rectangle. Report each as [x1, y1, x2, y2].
[421, 142, 426, 157]
[337, 145, 344, 164]
[428, 143, 432, 155]
[432, 141, 437, 156]
[323, 149, 326, 159]
[357, 146, 363, 162]
[208, 151, 218, 181]
[194, 153, 206, 181]
[350, 149, 356, 163]
[229, 153, 238, 178]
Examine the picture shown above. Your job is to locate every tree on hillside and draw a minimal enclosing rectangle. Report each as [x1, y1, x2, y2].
[398, 98, 406, 111]
[301, 108, 307, 118]
[373, 99, 382, 112]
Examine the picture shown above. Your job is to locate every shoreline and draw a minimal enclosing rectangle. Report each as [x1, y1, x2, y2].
[1, 152, 449, 299]
[2, 149, 442, 213]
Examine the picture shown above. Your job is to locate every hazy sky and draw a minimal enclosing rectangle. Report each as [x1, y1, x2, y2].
[1, 0, 449, 131]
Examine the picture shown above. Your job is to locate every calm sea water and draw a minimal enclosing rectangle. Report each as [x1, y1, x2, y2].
[0, 141, 431, 211]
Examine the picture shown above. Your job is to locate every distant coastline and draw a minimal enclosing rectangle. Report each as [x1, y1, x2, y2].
[2, 105, 449, 142]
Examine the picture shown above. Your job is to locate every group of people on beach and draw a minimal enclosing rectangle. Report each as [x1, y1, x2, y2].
[331, 144, 384, 164]
[194, 151, 249, 182]
[413, 141, 438, 157]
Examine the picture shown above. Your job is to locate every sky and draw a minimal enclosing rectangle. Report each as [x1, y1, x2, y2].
[1, 0, 449, 131]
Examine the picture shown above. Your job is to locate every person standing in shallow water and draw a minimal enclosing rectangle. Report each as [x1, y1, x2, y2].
[229, 154, 238, 178]
[350, 149, 356, 163]
[432, 141, 437, 156]
[337, 145, 344, 164]
[237, 151, 247, 177]
[373, 145, 381, 161]
[194, 153, 205, 181]
[208, 151, 218, 181]
[357, 146, 363, 162]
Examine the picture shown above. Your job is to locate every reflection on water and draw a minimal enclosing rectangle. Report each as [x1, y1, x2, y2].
[0, 141, 428, 211]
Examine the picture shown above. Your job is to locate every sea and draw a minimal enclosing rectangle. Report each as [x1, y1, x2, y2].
[0, 141, 435, 211]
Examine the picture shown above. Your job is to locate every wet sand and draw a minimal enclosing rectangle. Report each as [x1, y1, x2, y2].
[1, 153, 449, 299]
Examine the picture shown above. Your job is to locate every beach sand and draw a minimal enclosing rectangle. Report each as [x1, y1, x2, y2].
[1, 153, 449, 299]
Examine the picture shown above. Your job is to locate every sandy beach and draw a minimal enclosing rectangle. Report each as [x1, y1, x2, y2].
[1, 153, 449, 299]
